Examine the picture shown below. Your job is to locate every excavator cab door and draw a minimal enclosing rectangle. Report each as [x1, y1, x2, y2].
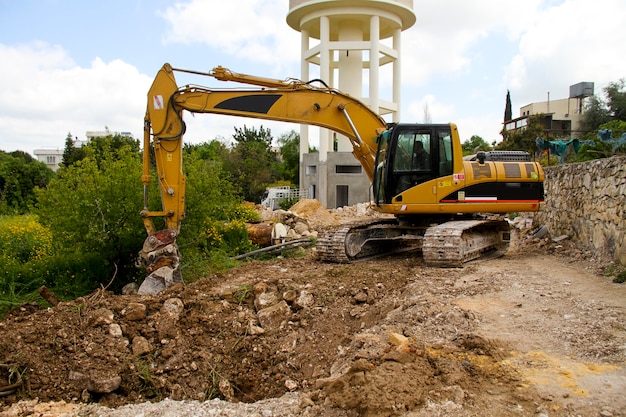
[374, 124, 452, 204]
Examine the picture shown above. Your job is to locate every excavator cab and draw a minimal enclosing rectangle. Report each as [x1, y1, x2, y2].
[373, 124, 454, 205]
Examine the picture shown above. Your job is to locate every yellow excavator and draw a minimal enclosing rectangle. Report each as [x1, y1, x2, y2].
[137, 63, 544, 294]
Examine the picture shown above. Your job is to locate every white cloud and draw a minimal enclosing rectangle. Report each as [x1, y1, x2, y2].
[505, 0, 626, 109]
[405, 94, 455, 124]
[401, 0, 544, 86]
[0, 43, 152, 155]
[159, 0, 300, 74]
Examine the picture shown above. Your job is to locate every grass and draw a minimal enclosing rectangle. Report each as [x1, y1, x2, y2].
[133, 358, 163, 400]
[604, 263, 626, 284]
[234, 284, 253, 305]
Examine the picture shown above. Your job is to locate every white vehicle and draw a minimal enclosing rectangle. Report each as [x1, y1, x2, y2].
[260, 186, 309, 210]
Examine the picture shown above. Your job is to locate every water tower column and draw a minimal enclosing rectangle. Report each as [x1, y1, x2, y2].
[369, 15, 380, 115]
[393, 28, 402, 123]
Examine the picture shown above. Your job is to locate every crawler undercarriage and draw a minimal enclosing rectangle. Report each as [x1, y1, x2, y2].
[315, 216, 511, 266]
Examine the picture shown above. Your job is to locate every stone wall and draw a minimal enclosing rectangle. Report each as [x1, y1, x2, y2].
[534, 155, 626, 265]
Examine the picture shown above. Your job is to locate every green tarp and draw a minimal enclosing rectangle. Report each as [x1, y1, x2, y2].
[536, 129, 625, 163]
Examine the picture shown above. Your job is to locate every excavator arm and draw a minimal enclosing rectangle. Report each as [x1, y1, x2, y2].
[137, 63, 388, 294]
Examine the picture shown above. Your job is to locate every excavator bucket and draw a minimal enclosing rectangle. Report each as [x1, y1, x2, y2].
[137, 229, 183, 295]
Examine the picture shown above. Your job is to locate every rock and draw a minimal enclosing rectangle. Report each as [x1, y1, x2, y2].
[124, 302, 147, 320]
[388, 332, 409, 347]
[353, 291, 368, 304]
[87, 375, 122, 394]
[68, 370, 89, 387]
[295, 290, 314, 309]
[108, 323, 123, 337]
[154, 298, 185, 339]
[283, 289, 298, 304]
[254, 291, 279, 311]
[253, 282, 268, 294]
[289, 199, 338, 230]
[131, 336, 153, 356]
[247, 320, 265, 335]
[68, 371, 122, 393]
[87, 308, 114, 327]
[257, 301, 291, 330]
[121, 283, 138, 295]
[285, 379, 298, 391]
[161, 298, 184, 318]
[293, 221, 309, 235]
[218, 379, 236, 402]
[617, 243, 626, 267]
[536, 156, 625, 264]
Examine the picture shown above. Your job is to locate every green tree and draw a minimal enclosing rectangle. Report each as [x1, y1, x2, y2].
[223, 125, 279, 203]
[605, 79, 626, 121]
[180, 150, 258, 249]
[233, 125, 273, 145]
[184, 140, 229, 161]
[499, 114, 547, 156]
[462, 135, 492, 156]
[599, 119, 626, 137]
[179, 150, 243, 238]
[87, 134, 140, 168]
[62, 132, 139, 168]
[276, 130, 300, 185]
[35, 141, 146, 284]
[0, 150, 54, 215]
[15, 133, 264, 297]
[504, 90, 512, 122]
[61, 132, 85, 167]
[579, 96, 612, 137]
[579, 79, 626, 138]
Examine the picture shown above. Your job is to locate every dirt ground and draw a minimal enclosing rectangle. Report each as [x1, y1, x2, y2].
[1, 205, 625, 417]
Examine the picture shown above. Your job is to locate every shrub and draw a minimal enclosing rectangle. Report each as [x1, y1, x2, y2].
[279, 195, 301, 211]
[0, 215, 52, 263]
[34, 145, 146, 284]
[0, 252, 110, 317]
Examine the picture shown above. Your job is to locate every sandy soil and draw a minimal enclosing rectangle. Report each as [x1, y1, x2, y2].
[1, 207, 625, 417]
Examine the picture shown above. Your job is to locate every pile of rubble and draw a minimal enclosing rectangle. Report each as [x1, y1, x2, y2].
[252, 199, 389, 246]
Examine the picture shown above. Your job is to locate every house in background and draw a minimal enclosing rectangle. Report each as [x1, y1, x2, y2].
[504, 82, 594, 139]
[33, 148, 63, 172]
[34, 130, 133, 172]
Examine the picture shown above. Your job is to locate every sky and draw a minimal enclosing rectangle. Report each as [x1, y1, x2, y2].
[1, 0, 625, 157]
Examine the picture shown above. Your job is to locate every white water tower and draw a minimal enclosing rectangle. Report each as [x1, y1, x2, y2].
[287, 0, 416, 208]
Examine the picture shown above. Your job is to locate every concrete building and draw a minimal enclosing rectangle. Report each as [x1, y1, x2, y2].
[33, 148, 63, 172]
[287, 0, 415, 208]
[503, 82, 594, 139]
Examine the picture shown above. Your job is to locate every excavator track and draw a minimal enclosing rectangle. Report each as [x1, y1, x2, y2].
[315, 219, 424, 263]
[422, 219, 511, 267]
[316, 218, 511, 266]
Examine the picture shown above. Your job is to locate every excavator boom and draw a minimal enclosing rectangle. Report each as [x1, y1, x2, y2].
[138, 63, 387, 293]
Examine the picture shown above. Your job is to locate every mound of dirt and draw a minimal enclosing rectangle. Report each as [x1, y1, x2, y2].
[1, 214, 625, 417]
